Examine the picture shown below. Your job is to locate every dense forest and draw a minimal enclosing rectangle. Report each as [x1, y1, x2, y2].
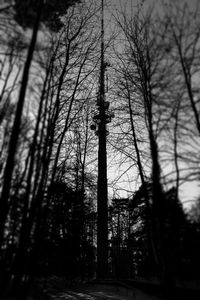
[0, 0, 200, 298]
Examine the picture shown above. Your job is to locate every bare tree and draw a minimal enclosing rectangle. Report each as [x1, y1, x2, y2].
[113, 4, 182, 294]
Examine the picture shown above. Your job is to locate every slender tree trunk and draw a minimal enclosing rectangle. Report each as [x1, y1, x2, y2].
[127, 87, 160, 270]
[50, 58, 83, 185]
[20, 59, 52, 231]
[171, 28, 200, 135]
[174, 101, 180, 201]
[147, 99, 175, 297]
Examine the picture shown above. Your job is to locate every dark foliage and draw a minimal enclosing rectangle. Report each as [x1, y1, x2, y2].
[120, 182, 188, 279]
[14, 0, 81, 31]
[31, 182, 96, 281]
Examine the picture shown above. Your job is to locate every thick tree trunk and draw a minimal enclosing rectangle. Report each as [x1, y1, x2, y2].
[0, 1, 43, 247]
[0, 3, 43, 297]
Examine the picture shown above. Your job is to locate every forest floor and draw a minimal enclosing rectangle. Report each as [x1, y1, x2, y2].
[29, 276, 162, 300]
[28, 276, 200, 300]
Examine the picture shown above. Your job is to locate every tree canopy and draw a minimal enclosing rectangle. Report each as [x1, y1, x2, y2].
[14, 0, 81, 30]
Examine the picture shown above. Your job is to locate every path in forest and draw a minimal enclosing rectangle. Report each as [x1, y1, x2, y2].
[32, 277, 200, 300]
[38, 280, 161, 300]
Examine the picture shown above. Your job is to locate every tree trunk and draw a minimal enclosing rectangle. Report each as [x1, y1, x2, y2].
[0, 0, 43, 247]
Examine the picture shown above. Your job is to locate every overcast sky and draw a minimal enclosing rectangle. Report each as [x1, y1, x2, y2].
[105, 0, 199, 18]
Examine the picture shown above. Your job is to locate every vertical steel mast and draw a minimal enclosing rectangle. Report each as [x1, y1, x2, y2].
[97, 0, 108, 279]
[91, 0, 114, 278]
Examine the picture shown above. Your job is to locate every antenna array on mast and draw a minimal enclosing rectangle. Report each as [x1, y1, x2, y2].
[91, 0, 114, 136]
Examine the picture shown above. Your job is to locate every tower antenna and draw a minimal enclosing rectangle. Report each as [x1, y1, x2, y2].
[91, 0, 114, 278]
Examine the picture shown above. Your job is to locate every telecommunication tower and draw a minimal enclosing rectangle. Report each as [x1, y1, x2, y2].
[90, 0, 114, 278]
